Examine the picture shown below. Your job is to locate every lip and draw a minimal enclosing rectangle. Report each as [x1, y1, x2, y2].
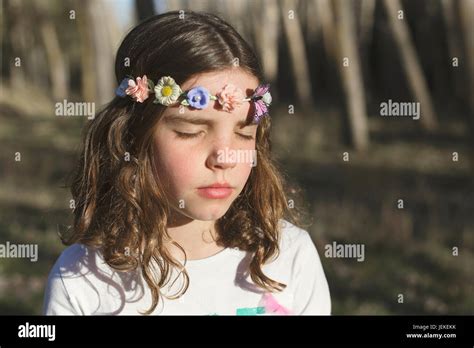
[197, 182, 234, 199]
[200, 182, 232, 189]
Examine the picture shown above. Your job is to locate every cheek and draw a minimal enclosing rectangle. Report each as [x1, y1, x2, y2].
[233, 143, 256, 186]
[235, 164, 252, 189]
[154, 133, 200, 189]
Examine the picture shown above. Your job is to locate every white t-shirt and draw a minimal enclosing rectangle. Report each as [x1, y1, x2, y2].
[43, 220, 331, 315]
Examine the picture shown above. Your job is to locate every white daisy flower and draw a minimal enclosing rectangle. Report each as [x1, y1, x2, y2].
[153, 76, 182, 106]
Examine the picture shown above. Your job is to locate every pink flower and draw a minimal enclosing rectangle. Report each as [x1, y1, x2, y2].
[216, 84, 244, 112]
[125, 75, 149, 103]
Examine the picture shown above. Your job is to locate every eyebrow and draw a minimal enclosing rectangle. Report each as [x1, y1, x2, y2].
[163, 114, 254, 128]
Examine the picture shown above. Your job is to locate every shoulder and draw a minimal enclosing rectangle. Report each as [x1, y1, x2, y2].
[53, 243, 90, 268]
[43, 244, 91, 315]
[43, 244, 110, 312]
[275, 220, 331, 314]
[49, 243, 108, 278]
[263, 219, 323, 270]
[278, 219, 316, 254]
[271, 219, 328, 286]
[44, 244, 127, 315]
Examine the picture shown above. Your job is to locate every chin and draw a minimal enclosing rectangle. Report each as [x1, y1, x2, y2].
[182, 201, 232, 221]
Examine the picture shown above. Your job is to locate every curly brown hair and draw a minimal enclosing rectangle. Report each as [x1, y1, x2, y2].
[62, 11, 306, 314]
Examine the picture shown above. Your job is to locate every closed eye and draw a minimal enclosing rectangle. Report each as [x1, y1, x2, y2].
[237, 133, 254, 141]
[174, 131, 254, 141]
[174, 131, 203, 139]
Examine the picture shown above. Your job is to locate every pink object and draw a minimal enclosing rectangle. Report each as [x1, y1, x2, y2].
[216, 84, 244, 112]
[197, 187, 233, 199]
[250, 83, 271, 123]
[126, 75, 150, 103]
[197, 182, 234, 199]
[261, 293, 293, 315]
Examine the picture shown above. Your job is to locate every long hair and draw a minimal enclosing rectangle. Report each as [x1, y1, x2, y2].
[63, 11, 306, 314]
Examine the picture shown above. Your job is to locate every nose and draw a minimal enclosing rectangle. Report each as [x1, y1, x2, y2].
[205, 137, 238, 171]
[206, 148, 238, 170]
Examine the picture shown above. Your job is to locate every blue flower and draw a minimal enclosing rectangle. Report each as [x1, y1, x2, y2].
[115, 78, 131, 97]
[186, 87, 210, 109]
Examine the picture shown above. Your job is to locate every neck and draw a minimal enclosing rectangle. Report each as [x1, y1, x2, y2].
[164, 213, 224, 261]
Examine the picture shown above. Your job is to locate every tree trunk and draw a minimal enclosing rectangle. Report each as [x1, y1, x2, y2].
[225, 0, 249, 43]
[359, 0, 376, 102]
[316, 0, 336, 61]
[8, 0, 27, 91]
[103, 0, 123, 64]
[280, 0, 313, 106]
[32, 0, 69, 100]
[135, 0, 155, 22]
[305, 0, 320, 42]
[383, 0, 438, 131]
[334, 0, 369, 151]
[359, 0, 376, 46]
[252, 0, 279, 85]
[76, 0, 95, 102]
[39, 19, 68, 100]
[459, 0, 474, 115]
[458, 0, 474, 178]
[441, 0, 464, 100]
[87, 0, 116, 105]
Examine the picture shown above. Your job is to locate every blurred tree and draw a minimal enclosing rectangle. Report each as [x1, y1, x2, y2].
[76, 0, 116, 105]
[280, 0, 313, 106]
[303, 0, 319, 43]
[334, 0, 369, 150]
[251, 0, 279, 86]
[6, 0, 28, 90]
[358, 0, 376, 103]
[35, 0, 68, 100]
[317, 0, 337, 63]
[383, 0, 438, 132]
[441, 0, 464, 101]
[359, 0, 376, 47]
[458, 0, 474, 177]
[135, 0, 155, 22]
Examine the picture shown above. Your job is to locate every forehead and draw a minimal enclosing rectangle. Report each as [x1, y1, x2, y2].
[180, 68, 259, 94]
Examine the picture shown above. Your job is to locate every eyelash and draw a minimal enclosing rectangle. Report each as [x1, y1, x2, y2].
[174, 131, 254, 141]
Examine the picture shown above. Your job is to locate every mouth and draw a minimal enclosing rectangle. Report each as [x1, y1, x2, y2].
[197, 182, 234, 199]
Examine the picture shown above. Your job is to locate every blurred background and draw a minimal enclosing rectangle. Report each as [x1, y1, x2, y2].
[0, 0, 473, 315]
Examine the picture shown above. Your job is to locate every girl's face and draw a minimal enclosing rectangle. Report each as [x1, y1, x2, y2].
[153, 69, 259, 222]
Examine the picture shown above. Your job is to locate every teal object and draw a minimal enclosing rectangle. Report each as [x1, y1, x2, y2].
[236, 306, 266, 315]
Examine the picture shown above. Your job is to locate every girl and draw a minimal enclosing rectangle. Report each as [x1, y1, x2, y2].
[43, 11, 331, 315]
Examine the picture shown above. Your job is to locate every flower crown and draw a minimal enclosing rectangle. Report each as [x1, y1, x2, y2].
[115, 75, 272, 124]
